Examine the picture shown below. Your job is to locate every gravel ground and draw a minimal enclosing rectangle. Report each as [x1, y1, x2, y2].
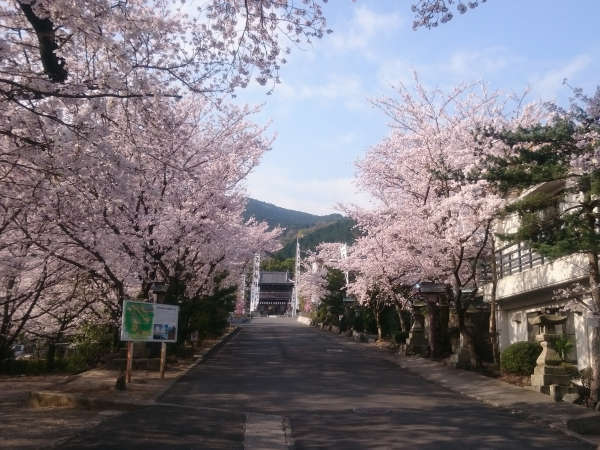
[0, 376, 103, 449]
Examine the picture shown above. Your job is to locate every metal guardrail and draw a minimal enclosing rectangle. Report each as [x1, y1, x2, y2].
[495, 242, 545, 279]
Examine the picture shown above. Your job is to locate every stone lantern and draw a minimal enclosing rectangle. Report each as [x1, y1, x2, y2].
[149, 280, 168, 304]
[528, 311, 570, 395]
[406, 301, 427, 355]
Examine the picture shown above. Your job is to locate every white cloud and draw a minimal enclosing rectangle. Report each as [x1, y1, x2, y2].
[330, 5, 402, 57]
[377, 47, 517, 90]
[244, 167, 375, 215]
[275, 74, 368, 110]
[277, 75, 359, 100]
[377, 59, 422, 89]
[532, 54, 593, 100]
[444, 47, 515, 77]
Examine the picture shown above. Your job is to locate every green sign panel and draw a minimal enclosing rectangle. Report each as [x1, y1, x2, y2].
[121, 300, 179, 342]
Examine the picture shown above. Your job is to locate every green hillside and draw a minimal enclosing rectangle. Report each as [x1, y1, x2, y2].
[244, 198, 356, 263]
[244, 198, 342, 229]
[275, 217, 357, 259]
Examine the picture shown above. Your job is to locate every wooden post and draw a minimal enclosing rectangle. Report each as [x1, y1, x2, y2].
[126, 341, 133, 383]
[160, 342, 167, 379]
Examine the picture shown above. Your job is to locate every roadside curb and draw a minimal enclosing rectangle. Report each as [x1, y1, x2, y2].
[313, 324, 600, 448]
[396, 357, 600, 448]
[27, 326, 241, 411]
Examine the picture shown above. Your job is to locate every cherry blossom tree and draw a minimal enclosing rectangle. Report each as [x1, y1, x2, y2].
[411, 0, 487, 29]
[297, 251, 328, 313]
[1, 0, 309, 358]
[351, 76, 543, 364]
[1, 95, 280, 355]
[1, 0, 329, 99]
[340, 221, 418, 339]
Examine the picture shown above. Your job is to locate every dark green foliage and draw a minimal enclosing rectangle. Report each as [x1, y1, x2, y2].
[480, 89, 600, 262]
[0, 322, 115, 375]
[313, 268, 346, 326]
[482, 119, 577, 194]
[261, 257, 296, 276]
[67, 322, 115, 371]
[380, 307, 402, 338]
[0, 357, 85, 375]
[393, 331, 409, 345]
[549, 335, 575, 361]
[342, 304, 377, 334]
[163, 272, 236, 347]
[244, 198, 342, 244]
[244, 198, 342, 229]
[500, 341, 542, 375]
[0, 359, 54, 375]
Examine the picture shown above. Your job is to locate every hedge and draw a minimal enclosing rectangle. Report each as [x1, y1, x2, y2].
[500, 341, 542, 375]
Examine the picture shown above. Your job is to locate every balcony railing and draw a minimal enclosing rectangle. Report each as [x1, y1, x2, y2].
[495, 243, 546, 279]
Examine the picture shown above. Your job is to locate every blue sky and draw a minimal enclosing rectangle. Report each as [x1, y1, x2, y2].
[236, 1, 600, 215]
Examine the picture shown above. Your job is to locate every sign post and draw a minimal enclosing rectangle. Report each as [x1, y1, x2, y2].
[126, 341, 133, 383]
[120, 300, 179, 383]
[160, 342, 167, 378]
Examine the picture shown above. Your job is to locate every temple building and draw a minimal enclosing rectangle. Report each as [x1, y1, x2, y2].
[257, 271, 294, 315]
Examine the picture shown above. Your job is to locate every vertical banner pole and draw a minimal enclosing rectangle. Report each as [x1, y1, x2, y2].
[126, 341, 133, 383]
[160, 342, 167, 378]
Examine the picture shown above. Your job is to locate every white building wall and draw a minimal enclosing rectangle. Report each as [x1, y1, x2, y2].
[494, 254, 588, 300]
[573, 300, 593, 370]
[486, 180, 593, 370]
[498, 300, 592, 370]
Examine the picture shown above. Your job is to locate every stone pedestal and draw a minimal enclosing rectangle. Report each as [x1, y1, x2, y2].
[407, 304, 427, 355]
[528, 312, 571, 395]
[530, 335, 571, 392]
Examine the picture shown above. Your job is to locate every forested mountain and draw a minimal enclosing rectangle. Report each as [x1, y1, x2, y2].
[276, 218, 357, 259]
[244, 198, 356, 261]
[244, 198, 342, 229]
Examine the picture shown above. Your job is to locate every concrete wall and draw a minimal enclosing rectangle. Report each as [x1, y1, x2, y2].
[297, 316, 311, 326]
[493, 254, 588, 301]
[497, 298, 593, 370]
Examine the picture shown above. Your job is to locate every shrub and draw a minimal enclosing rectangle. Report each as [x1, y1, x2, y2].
[393, 331, 409, 345]
[0, 358, 72, 375]
[67, 323, 115, 370]
[500, 341, 542, 375]
[549, 335, 574, 361]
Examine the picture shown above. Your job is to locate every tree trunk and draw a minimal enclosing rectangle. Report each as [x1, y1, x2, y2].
[587, 250, 600, 405]
[375, 305, 383, 341]
[395, 303, 410, 335]
[0, 302, 11, 360]
[489, 239, 500, 365]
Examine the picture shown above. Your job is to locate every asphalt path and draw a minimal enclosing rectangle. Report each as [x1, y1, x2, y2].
[62, 317, 592, 449]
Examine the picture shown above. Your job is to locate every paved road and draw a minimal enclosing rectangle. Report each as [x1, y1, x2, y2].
[63, 318, 592, 449]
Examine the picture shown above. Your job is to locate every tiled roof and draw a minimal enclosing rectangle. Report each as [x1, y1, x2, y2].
[260, 271, 293, 284]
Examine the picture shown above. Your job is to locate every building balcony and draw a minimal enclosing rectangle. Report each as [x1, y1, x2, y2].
[486, 252, 588, 301]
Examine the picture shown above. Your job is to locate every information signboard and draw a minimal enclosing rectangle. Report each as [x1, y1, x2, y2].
[120, 300, 179, 342]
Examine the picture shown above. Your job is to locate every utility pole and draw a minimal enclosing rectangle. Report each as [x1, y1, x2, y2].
[292, 238, 300, 317]
[250, 253, 260, 313]
[239, 272, 246, 314]
[340, 243, 349, 287]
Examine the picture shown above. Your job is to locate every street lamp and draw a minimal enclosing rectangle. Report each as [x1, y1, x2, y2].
[414, 281, 447, 294]
[149, 280, 168, 304]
